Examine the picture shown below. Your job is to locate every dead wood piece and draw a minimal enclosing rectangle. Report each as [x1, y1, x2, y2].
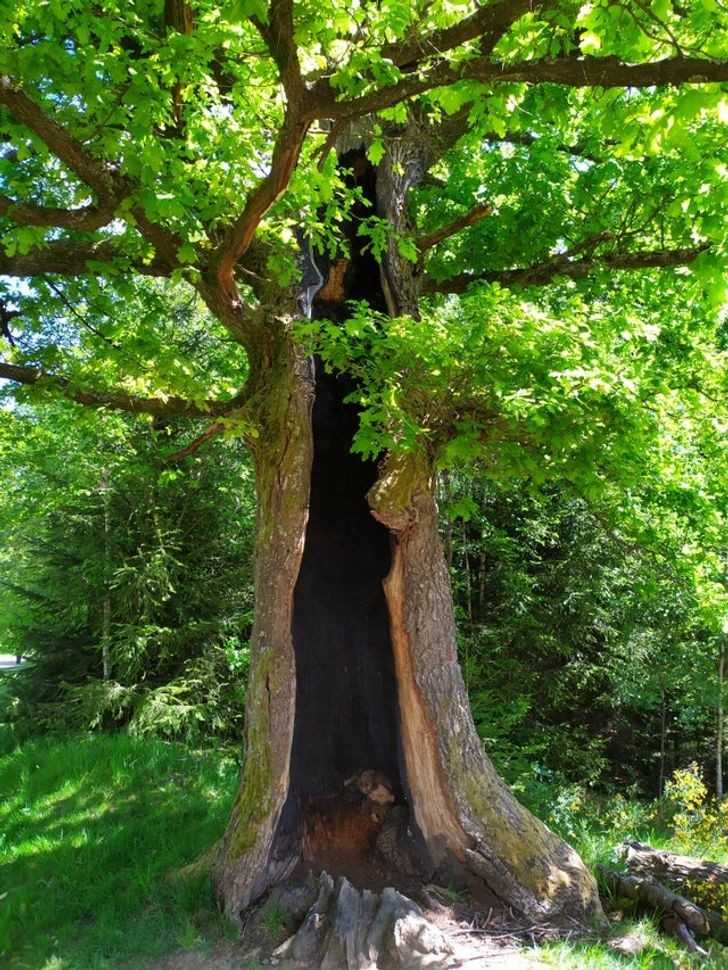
[660, 913, 709, 957]
[621, 840, 728, 888]
[273, 871, 454, 969]
[599, 865, 719, 958]
[599, 866, 709, 935]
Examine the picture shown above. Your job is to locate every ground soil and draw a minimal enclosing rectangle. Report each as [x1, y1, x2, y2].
[151, 892, 561, 969]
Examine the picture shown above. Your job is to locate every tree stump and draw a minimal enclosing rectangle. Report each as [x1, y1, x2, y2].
[272, 872, 454, 970]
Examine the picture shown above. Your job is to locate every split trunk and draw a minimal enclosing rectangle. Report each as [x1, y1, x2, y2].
[213, 149, 601, 929]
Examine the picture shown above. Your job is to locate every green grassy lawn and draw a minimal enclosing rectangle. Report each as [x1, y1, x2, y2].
[2, 733, 727, 969]
[0, 734, 239, 969]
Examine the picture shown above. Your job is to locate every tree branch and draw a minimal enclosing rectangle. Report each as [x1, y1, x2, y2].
[0, 359, 245, 417]
[315, 54, 728, 121]
[164, 0, 194, 36]
[254, 0, 303, 99]
[208, 0, 308, 299]
[209, 107, 310, 299]
[417, 201, 492, 253]
[0, 195, 121, 231]
[499, 53, 728, 87]
[166, 420, 227, 461]
[0, 75, 120, 198]
[0, 239, 170, 278]
[379, 0, 537, 68]
[0, 76, 184, 270]
[425, 245, 710, 293]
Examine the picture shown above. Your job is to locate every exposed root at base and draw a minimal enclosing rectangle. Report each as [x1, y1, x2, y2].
[272, 871, 453, 969]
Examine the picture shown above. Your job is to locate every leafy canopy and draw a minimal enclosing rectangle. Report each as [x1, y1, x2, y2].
[0, 1, 726, 623]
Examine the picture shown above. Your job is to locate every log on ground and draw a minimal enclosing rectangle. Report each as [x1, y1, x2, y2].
[620, 841, 728, 889]
[599, 866, 717, 955]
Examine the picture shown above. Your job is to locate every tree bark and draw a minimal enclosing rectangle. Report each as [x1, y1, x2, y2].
[369, 452, 602, 922]
[215, 324, 315, 916]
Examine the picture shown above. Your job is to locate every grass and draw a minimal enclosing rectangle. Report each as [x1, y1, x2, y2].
[3, 732, 728, 969]
[260, 900, 288, 943]
[542, 803, 728, 968]
[0, 733, 239, 969]
[536, 920, 728, 968]
[537, 920, 705, 968]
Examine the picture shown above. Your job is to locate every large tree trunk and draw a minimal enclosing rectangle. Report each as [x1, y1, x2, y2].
[214, 146, 602, 930]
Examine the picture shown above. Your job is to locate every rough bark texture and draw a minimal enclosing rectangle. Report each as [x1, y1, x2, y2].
[621, 841, 728, 890]
[369, 452, 603, 922]
[215, 324, 314, 917]
[272, 872, 453, 970]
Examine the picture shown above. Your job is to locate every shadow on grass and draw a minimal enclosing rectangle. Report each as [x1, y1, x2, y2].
[0, 734, 240, 970]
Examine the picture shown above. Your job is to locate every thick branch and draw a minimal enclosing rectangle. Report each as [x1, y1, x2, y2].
[417, 201, 492, 253]
[0, 360, 243, 417]
[0, 76, 119, 197]
[255, 0, 303, 99]
[0, 195, 120, 231]
[0, 77, 183, 270]
[164, 0, 193, 35]
[206, 0, 308, 297]
[504, 53, 728, 86]
[315, 54, 728, 121]
[209, 108, 309, 298]
[380, 0, 536, 68]
[425, 245, 709, 293]
[0, 239, 170, 278]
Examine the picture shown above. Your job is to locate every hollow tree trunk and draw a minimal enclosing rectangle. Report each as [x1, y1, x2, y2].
[214, 143, 602, 928]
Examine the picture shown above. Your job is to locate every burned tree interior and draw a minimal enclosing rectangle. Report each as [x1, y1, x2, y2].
[291, 367, 400, 799]
[273, 151, 424, 886]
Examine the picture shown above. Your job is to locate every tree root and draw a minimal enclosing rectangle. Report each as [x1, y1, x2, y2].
[271, 871, 454, 969]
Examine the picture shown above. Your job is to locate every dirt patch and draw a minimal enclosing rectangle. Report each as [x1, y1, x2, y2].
[149, 884, 561, 970]
[151, 940, 548, 969]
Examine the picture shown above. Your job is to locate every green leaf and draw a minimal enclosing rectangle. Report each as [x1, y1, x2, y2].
[367, 139, 385, 166]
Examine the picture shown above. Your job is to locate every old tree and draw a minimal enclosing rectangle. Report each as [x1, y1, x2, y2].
[1, 0, 727, 950]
